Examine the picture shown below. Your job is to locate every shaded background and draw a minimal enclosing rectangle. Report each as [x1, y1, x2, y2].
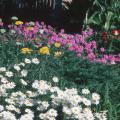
[0, 0, 91, 33]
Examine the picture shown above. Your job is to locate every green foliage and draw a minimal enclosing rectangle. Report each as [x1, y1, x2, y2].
[83, 0, 120, 54]
[84, 0, 120, 31]
[59, 54, 120, 119]
[0, 33, 120, 119]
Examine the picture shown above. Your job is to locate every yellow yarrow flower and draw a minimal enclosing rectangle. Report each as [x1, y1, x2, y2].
[21, 48, 33, 54]
[27, 26, 34, 31]
[54, 42, 61, 48]
[15, 21, 23, 25]
[39, 46, 50, 55]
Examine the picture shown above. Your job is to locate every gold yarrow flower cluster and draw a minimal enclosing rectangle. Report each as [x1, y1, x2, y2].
[39, 46, 50, 55]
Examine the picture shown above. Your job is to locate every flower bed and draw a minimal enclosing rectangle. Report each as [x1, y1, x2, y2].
[0, 18, 120, 64]
[0, 17, 120, 120]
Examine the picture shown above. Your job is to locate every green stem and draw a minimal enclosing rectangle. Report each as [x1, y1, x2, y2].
[63, 113, 66, 120]
[108, 40, 113, 53]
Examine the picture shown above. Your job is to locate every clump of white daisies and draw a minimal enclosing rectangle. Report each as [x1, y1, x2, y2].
[0, 58, 107, 120]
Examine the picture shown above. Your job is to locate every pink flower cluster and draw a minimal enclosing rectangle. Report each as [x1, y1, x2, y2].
[8, 21, 44, 40]
[1, 20, 120, 64]
[48, 30, 120, 64]
[0, 22, 3, 27]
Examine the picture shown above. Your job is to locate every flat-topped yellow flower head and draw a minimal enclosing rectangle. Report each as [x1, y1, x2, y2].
[54, 42, 61, 48]
[21, 48, 33, 54]
[15, 21, 23, 25]
[39, 46, 50, 55]
[27, 26, 34, 31]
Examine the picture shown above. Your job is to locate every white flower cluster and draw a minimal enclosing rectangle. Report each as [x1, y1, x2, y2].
[0, 75, 16, 97]
[39, 109, 57, 120]
[0, 58, 107, 120]
[0, 57, 40, 102]
[32, 80, 51, 94]
[24, 58, 40, 64]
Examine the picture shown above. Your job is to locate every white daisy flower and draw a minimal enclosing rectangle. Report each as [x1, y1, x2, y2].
[32, 58, 40, 64]
[21, 70, 28, 77]
[11, 16, 18, 20]
[25, 58, 31, 64]
[82, 98, 91, 106]
[92, 93, 100, 101]
[82, 88, 90, 95]
[52, 76, 59, 83]
[14, 64, 21, 71]
[5, 71, 13, 77]
[0, 105, 4, 112]
[20, 79, 27, 86]
[0, 67, 6, 72]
